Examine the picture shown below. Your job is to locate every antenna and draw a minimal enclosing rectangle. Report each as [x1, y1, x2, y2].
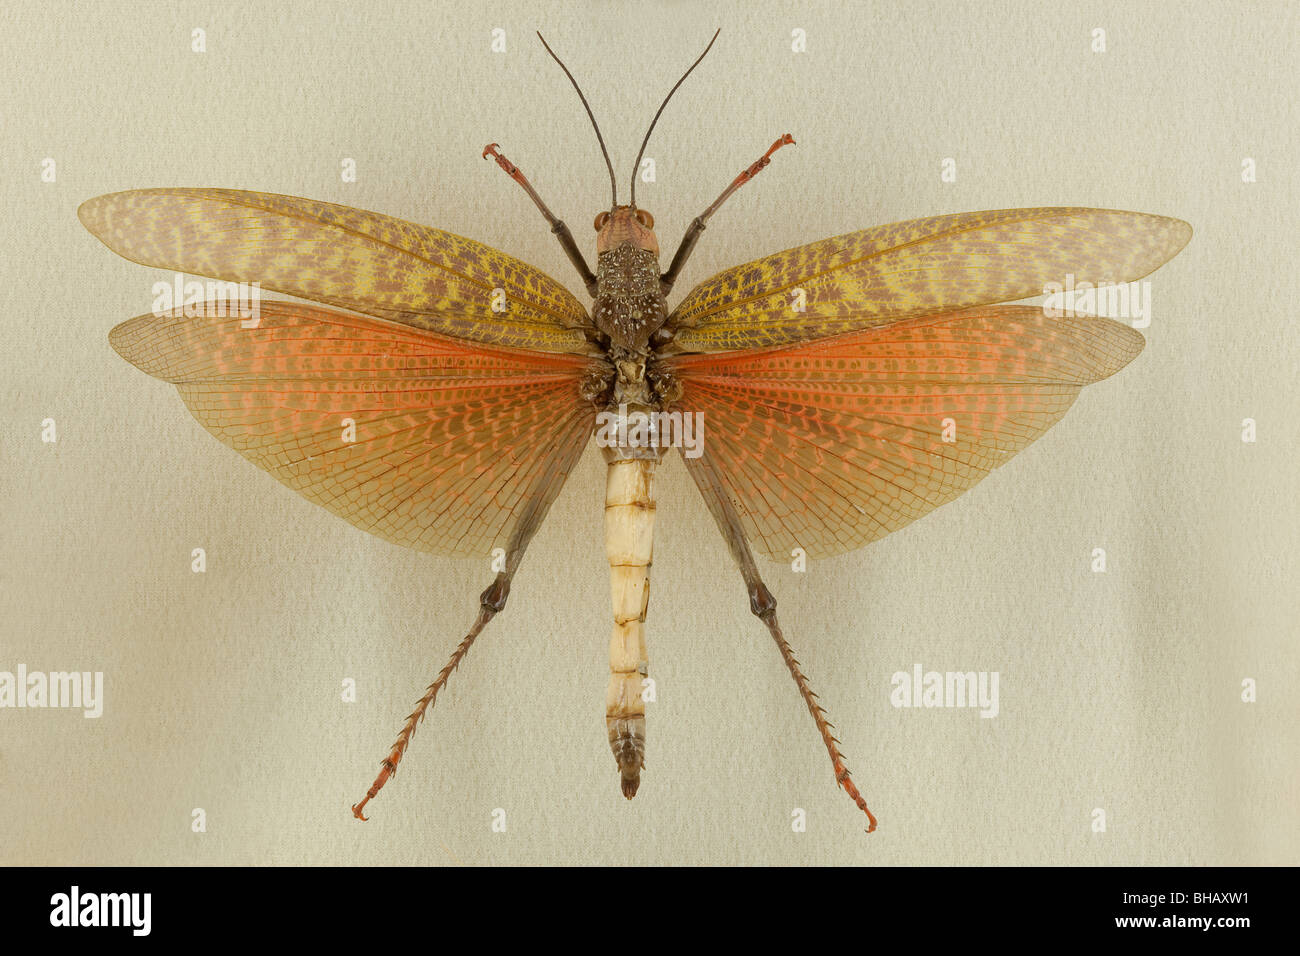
[630, 29, 720, 207]
[537, 32, 619, 209]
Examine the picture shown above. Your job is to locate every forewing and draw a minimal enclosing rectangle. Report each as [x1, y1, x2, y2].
[80, 188, 592, 353]
[111, 302, 599, 556]
[669, 305, 1142, 560]
[668, 207, 1189, 352]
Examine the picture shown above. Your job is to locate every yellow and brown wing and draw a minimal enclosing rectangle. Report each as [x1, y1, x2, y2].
[668, 207, 1190, 352]
[668, 306, 1142, 560]
[111, 302, 599, 556]
[80, 188, 592, 353]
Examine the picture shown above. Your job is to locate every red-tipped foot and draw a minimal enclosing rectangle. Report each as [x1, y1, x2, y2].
[736, 134, 796, 185]
[482, 143, 524, 182]
[837, 767, 877, 832]
[351, 760, 394, 821]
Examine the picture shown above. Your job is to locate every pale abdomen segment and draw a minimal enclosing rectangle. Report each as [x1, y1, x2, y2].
[603, 452, 657, 798]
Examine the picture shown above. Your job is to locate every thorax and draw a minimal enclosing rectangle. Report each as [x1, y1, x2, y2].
[592, 242, 668, 354]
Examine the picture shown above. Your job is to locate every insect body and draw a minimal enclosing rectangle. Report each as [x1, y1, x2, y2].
[590, 207, 666, 797]
[79, 32, 1190, 830]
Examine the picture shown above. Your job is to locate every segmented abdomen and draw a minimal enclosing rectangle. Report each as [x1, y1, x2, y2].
[604, 453, 656, 798]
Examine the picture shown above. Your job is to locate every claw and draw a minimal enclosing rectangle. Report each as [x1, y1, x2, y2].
[482, 142, 522, 181]
[734, 135, 797, 189]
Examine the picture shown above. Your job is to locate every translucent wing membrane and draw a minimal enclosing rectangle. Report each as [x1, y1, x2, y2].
[669, 305, 1143, 560]
[80, 188, 593, 353]
[668, 207, 1190, 352]
[111, 302, 598, 556]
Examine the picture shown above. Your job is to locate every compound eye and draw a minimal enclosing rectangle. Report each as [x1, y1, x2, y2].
[594, 211, 610, 231]
[633, 208, 655, 229]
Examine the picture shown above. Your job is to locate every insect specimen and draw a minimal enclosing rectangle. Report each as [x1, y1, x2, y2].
[79, 33, 1190, 830]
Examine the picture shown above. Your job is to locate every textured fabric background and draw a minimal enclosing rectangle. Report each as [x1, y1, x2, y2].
[2, 0, 1296, 865]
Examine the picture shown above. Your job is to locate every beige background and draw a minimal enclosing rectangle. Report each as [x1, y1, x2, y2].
[2, 0, 1296, 865]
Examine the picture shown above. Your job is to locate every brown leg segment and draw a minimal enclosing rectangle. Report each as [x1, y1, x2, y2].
[748, 582, 877, 832]
[660, 134, 795, 296]
[351, 417, 591, 820]
[682, 452, 877, 831]
[482, 142, 598, 297]
[699, 133, 796, 223]
[351, 575, 509, 821]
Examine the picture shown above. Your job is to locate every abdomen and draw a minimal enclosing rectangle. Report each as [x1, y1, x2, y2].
[603, 448, 657, 798]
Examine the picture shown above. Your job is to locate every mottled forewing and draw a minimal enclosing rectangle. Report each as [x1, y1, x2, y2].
[668, 208, 1189, 352]
[80, 188, 592, 353]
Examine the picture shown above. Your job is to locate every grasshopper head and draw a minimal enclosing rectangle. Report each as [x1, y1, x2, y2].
[595, 205, 658, 257]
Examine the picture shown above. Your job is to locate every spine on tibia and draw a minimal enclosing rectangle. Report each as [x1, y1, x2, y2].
[604, 455, 656, 799]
